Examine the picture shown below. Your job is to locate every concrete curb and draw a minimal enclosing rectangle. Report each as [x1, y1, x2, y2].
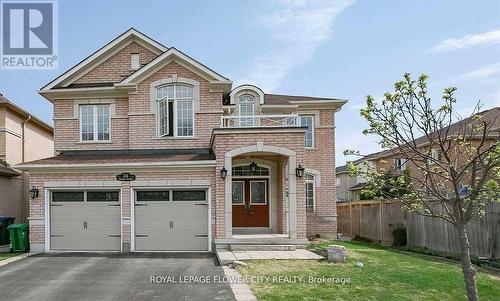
[0, 253, 33, 268]
[222, 266, 258, 301]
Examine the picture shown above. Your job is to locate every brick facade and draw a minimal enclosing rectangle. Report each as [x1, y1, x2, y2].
[28, 169, 216, 251]
[304, 110, 337, 238]
[25, 31, 344, 251]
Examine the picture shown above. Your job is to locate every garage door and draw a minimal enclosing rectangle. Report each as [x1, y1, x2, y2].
[50, 190, 121, 251]
[134, 190, 208, 251]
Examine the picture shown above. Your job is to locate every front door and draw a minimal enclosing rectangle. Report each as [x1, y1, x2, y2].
[232, 179, 269, 227]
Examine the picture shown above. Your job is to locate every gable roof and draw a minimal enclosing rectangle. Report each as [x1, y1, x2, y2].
[119, 47, 231, 84]
[336, 165, 349, 174]
[40, 28, 168, 91]
[0, 94, 53, 133]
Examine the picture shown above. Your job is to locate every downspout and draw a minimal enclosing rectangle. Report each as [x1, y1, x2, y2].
[21, 115, 31, 223]
[21, 115, 31, 163]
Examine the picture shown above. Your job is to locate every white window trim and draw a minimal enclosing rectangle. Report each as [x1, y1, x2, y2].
[79, 104, 111, 142]
[305, 173, 316, 213]
[231, 181, 245, 205]
[156, 85, 195, 138]
[336, 177, 341, 187]
[299, 115, 315, 148]
[150, 76, 200, 139]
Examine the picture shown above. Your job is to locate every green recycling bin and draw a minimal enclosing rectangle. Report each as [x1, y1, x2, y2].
[8, 224, 29, 252]
[0, 216, 15, 245]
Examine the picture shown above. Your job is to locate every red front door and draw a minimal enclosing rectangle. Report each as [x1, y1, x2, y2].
[232, 179, 269, 227]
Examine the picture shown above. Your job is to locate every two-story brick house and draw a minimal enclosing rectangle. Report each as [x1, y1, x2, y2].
[0, 95, 53, 225]
[16, 28, 346, 252]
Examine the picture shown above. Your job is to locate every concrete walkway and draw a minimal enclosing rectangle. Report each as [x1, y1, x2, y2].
[217, 249, 323, 265]
[223, 266, 257, 301]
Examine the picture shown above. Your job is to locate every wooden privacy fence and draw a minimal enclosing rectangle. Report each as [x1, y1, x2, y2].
[337, 201, 406, 245]
[337, 201, 500, 259]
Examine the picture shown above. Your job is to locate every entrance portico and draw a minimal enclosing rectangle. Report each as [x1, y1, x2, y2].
[223, 144, 299, 239]
[211, 126, 308, 247]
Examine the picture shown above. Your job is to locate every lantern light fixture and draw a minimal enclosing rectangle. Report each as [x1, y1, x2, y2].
[29, 186, 39, 200]
[249, 161, 258, 174]
[295, 164, 305, 178]
[220, 167, 228, 180]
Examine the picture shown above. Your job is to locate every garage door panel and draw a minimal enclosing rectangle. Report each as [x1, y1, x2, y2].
[135, 237, 207, 251]
[134, 190, 208, 251]
[50, 191, 121, 251]
[52, 236, 120, 251]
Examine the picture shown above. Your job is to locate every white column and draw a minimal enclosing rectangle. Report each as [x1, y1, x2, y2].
[224, 156, 233, 238]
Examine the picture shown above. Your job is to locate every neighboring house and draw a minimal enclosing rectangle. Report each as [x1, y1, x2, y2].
[0, 95, 54, 224]
[16, 28, 347, 252]
[335, 165, 352, 202]
[349, 107, 499, 198]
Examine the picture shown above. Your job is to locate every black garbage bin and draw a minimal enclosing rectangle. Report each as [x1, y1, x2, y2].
[0, 216, 15, 245]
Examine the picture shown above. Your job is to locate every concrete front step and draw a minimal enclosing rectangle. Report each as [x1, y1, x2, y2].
[230, 244, 296, 251]
[215, 248, 323, 265]
[215, 238, 309, 246]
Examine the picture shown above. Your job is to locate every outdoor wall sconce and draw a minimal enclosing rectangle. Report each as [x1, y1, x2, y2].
[295, 164, 305, 178]
[220, 167, 228, 180]
[29, 186, 39, 200]
[249, 161, 258, 174]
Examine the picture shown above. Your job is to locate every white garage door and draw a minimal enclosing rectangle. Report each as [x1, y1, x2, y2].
[50, 190, 121, 251]
[134, 190, 208, 251]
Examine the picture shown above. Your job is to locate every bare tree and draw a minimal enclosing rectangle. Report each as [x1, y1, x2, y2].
[347, 73, 499, 301]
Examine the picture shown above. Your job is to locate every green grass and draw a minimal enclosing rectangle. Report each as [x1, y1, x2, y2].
[0, 252, 18, 261]
[237, 241, 500, 301]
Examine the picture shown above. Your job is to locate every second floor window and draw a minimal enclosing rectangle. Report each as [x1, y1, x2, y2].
[156, 84, 194, 137]
[80, 105, 110, 142]
[299, 115, 314, 148]
[394, 158, 407, 171]
[239, 95, 255, 127]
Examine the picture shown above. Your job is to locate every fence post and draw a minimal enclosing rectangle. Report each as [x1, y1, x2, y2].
[349, 202, 353, 236]
[359, 204, 362, 238]
[379, 201, 383, 242]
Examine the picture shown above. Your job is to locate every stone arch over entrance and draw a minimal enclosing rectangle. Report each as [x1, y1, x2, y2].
[224, 143, 298, 238]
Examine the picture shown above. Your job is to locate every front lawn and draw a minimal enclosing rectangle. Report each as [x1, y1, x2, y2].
[237, 241, 500, 301]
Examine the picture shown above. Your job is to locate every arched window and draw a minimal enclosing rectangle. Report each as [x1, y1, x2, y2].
[232, 165, 269, 176]
[156, 84, 194, 137]
[239, 95, 255, 126]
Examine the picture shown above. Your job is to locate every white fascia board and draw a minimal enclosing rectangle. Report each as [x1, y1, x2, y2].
[14, 160, 217, 171]
[38, 86, 132, 102]
[40, 28, 168, 91]
[120, 48, 230, 84]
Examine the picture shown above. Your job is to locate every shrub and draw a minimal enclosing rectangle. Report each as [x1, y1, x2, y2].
[391, 224, 407, 247]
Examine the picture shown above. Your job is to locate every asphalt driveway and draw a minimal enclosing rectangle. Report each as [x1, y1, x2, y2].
[0, 253, 236, 301]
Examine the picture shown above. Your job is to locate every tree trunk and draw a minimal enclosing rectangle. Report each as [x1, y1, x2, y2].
[457, 224, 479, 301]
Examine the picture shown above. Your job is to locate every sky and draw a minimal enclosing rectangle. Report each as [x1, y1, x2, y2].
[0, 0, 499, 165]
